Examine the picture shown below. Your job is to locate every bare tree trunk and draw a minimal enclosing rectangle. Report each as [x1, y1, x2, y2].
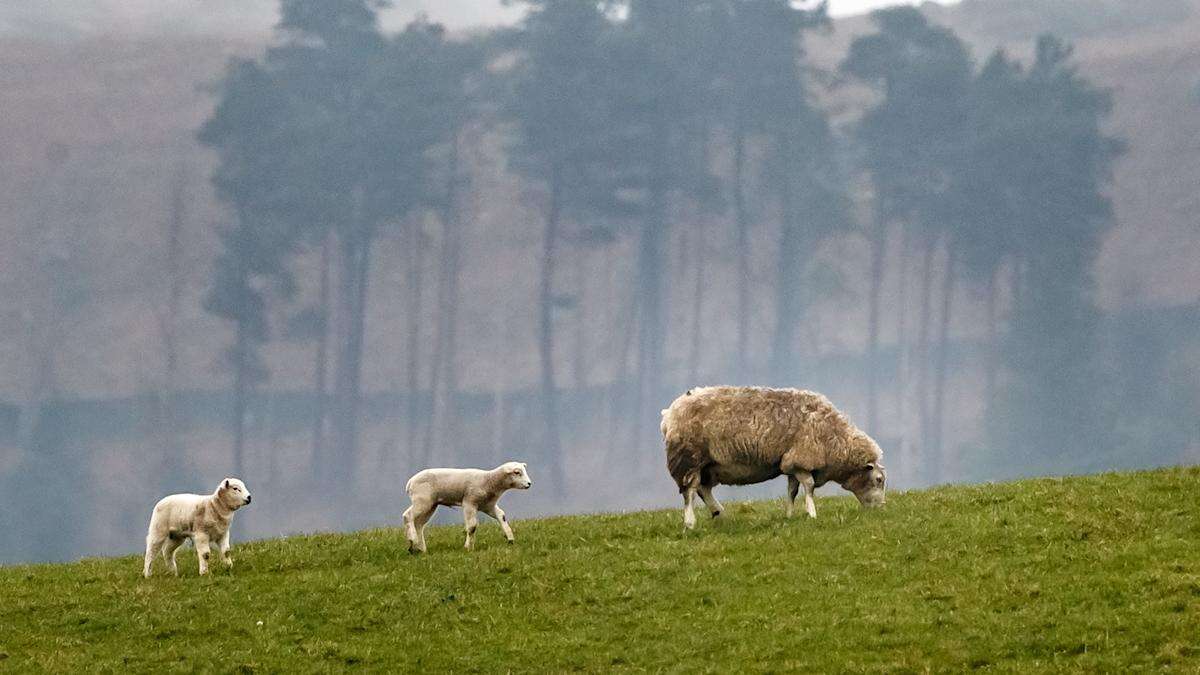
[984, 263, 999, 414]
[405, 215, 424, 457]
[895, 225, 912, 485]
[687, 214, 706, 385]
[865, 217, 887, 434]
[633, 180, 667, 459]
[732, 126, 750, 381]
[916, 230, 936, 470]
[424, 134, 462, 464]
[331, 187, 372, 484]
[539, 167, 567, 496]
[311, 231, 331, 475]
[769, 143, 804, 383]
[232, 317, 249, 477]
[932, 239, 957, 482]
[157, 161, 187, 481]
[571, 243, 588, 389]
[606, 244, 637, 461]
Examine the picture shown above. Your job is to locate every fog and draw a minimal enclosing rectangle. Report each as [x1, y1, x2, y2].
[1, 0, 1197, 564]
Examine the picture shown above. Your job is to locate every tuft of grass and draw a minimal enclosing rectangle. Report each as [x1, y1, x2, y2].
[2, 467, 1199, 672]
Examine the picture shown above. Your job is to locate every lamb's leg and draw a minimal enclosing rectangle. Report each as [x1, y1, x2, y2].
[697, 484, 723, 519]
[791, 471, 817, 519]
[194, 533, 212, 575]
[462, 504, 479, 550]
[485, 505, 515, 543]
[164, 538, 183, 576]
[143, 532, 161, 578]
[219, 530, 233, 568]
[786, 476, 799, 518]
[406, 502, 436, 554]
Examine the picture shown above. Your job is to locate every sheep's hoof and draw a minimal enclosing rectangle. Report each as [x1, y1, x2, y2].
[506, 539, 515, 545]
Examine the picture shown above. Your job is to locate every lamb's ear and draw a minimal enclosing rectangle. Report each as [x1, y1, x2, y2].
[223, 479, 231, 490]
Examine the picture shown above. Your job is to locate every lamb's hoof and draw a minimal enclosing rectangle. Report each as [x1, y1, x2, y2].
[407, 542, 420, 555]
[506, 539, 515, 545]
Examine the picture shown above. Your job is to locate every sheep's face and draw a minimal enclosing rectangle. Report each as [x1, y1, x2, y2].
[844, 463, 886, 508]
[217, 477, 253, 509]
[499, 462, 533, 490]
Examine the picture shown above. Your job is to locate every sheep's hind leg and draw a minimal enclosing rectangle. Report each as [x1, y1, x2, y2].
[143, 533, 162, 578]
[406, 502, 436, 554]
[697, 484, 723, 519]
[162, 537, 184, 576]
[786, 476, 799, 518]
[681, 479, 699, 530]
[790, 471, 817, 519]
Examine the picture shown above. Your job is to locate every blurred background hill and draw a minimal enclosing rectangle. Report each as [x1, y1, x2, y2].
[0, 0, 1196, 562]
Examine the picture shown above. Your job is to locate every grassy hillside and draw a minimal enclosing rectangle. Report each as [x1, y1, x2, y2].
[2, 467, 1199, 671]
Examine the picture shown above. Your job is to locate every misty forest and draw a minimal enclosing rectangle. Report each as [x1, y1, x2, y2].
[1, 0, 1198, 564]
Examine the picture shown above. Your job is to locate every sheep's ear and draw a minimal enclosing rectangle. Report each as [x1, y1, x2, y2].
[223, 479, 231, 489]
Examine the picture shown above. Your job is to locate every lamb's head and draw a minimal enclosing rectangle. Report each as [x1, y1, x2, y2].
[842, 462, 887, 508]
[217, 477, 253, 509]
[497, 462, 533, 490]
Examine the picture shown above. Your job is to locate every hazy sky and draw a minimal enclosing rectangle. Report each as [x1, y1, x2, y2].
[0, 0, 956, 38]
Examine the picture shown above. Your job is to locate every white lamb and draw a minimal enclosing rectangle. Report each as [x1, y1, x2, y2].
[403, 462, 532, 553]
[143, 477, 252, 577]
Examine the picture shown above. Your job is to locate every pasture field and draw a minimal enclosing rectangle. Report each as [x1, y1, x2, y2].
[1, 467, 1198, 672]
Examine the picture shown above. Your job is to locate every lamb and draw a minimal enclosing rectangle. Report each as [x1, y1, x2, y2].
[143, 477, 252, 577]
[661, 386, 887, 528]
[403, 462, 532, 553]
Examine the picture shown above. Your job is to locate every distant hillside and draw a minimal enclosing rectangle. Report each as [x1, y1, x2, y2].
[0, 0, 1197, 403]
[2, 467, 1198, 670]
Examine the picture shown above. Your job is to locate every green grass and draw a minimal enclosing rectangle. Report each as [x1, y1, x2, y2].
[2, 467, 1199, 672]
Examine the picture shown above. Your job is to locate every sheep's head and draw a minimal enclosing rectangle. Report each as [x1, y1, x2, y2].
[217, 477, 252, 509]
[843, 463, 886, 508]
[498, 462, 533, 490]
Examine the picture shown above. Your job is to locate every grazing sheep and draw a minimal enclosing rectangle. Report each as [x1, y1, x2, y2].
[143, 478, 252, 577]
[661, 386, 887, 528]
[403, 462, 532, 553]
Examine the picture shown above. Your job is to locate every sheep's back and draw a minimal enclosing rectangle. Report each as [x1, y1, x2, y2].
[663, 386, 855, 473]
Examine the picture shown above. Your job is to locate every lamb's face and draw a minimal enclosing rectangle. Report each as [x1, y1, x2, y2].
[218, 477, 253, 509]
[844, 463, 886, 508]
[500, 462, 533, 490]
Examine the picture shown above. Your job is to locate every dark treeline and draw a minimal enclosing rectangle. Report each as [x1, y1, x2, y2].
[2, 0, 1197, 563]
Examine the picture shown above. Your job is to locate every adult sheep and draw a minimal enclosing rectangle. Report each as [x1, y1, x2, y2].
[661, 386, 887, 528]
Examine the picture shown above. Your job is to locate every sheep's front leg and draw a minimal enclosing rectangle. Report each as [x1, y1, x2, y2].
[485, 504, 515, 543]
[194, 533, 212, 575]
[462, 504, 479, 550]
[219, 529, 233, 568]
[790, 471, 816, 518]
[697, 485, 723, 519]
